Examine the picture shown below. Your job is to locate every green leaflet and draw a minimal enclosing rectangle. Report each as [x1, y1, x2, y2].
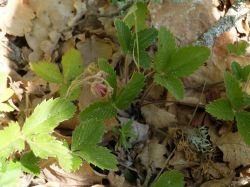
[0, 122, 24, 159]
[154, 73, 184, 100]
[166, 46, 210, 77]
[137, 28, 158, 50]
[151, 170, 184, 187]
[115, 120, 134, 150]
[236, 111, 250, 146]
[205, 99, 234, 121]
[72, 119, 118, 170]
[0, 88, 14, 103]
[224, 72, 244, 110]
[80, 101, 117, 122]
[27, 134, 73, 172]
[23, 98, 76, 135]
[0, 161, 22, 187]
[61, 48, 84, 82]
[98, 58, 117, 97]
[124, 2, 148, 32]
[115, 72, 145, 109]
[30, 61, 63, 83]
[135, 50, 151, 69]
[227, 40, 248, 56]
[20, 151, 40, 175]
[154, 27, 176, 72]
[72, 120, 104, 151]
[75, 146, 118, 171]
[231, 61, 250, 82]
[114, 19, 132, 53]
[0, 103, 14, 112]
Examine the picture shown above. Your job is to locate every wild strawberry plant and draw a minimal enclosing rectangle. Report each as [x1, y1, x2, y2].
[0, 2, 212, 186]
[206, 61, 250, 145]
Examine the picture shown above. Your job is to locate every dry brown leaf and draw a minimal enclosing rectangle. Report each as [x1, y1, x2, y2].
[0, 0, 34, 36]
[210, 131, 250, 169]
[38, 163, 104, 187]
[200, 178, 232, 187]
[138, 139, 167, 169]
[141, 104, 177, 128]
[169, 151, 199, 170]
[76, 36, 114, 65]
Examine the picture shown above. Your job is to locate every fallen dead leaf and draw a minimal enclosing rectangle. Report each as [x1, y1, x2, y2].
[138, 139, 167, 169]
[200, 178, 232, 187]
[210, 130, 250, 169]
[141, 104, 177, 128]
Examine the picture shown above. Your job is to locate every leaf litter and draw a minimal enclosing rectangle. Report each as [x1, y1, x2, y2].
[0, 0, 250, 186]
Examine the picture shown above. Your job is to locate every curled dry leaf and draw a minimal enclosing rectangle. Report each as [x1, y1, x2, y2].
[0, 0, 34, 36]
[200, 178, 232, 187]
[169, 151, 199, 170]
[138, 139, 167, 169]
[141, 104, 177, 128]
[38, 163, 104, 186]
[76, 36, 114, 65]
[210, 130, 250, 169]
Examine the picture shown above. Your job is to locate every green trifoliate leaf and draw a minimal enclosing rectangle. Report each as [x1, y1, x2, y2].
[30, 61, 63, 83]
[224, 72, 244, 110]
[151, 170, 184, 187]
[231, 61, 250, 82]
[137, 28, 158, 50]
[0, 122, 24, 159]
[154, 73, 184, 100]
[205, 99, 234, 121]
[75, 146, 118, 171]
[98, 58, 117, 96]
[124, 2, 148, 32]
[154, 27, 176, 72]
[166, 46, 210, 77]
[62, 48, 84, 82]
[0, 103, 14, 112]
[0, 161, 22, 187]
[227, 40, 248, 56]
[0, 88, 14, 103]
[114, 19, 132, 54]
[20, 151, 40, 175]
[27, 134, 73, 172]
[236, 111, 250, 146]
[80, 101, 117, 122]
[72, 120, 104, 151]
[22, 98, 76, 136]
[115, 72, 145, 109]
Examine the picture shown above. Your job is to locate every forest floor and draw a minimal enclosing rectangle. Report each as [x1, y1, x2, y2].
[1, 0, 250, 186]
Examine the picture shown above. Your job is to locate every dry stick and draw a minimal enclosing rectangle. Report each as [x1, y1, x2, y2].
[153, 147, 176, 183]
[194, 1, 250, 48]
[187, 81, 207, 127]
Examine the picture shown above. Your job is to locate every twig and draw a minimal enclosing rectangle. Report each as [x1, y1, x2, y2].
[194, 1, 250, 48]
[187, 81, 206, 126]
[153, 147, 176, 182]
